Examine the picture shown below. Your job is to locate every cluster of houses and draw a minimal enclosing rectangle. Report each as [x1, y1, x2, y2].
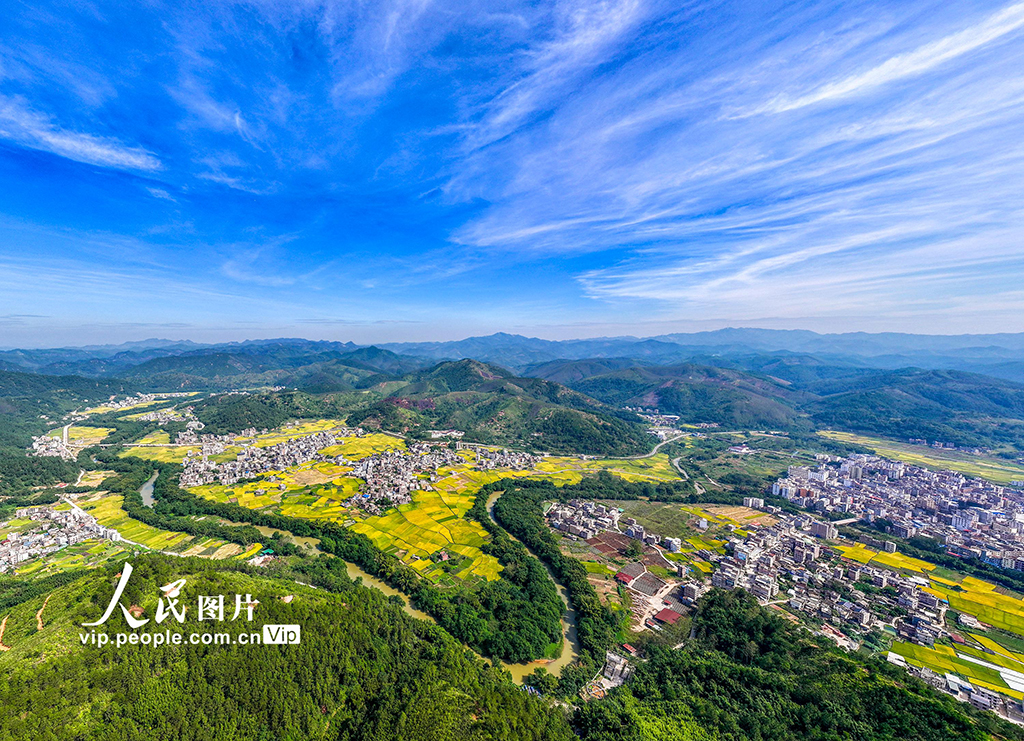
[179, 430, 343, 487]
[96, 392, 193, 411]
[473, 448, 539, 470]
[547, 499, 621, 540]
[347, 444, 465, 514]
[1, 504, 121, 573]
[137, 405, 192, 425]
[772, 454, 1024, 572]
[30, 434, 74, 460]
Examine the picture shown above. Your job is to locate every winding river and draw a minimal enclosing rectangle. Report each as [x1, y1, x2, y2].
[193, 491, 581, 682]
[485, 491, 581, 681]
[139, 472, 159, 507]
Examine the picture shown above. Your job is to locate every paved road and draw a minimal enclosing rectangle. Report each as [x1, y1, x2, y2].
[622, 433, 687, 460]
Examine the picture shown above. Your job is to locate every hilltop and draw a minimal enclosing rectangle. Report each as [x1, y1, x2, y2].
[345, 359, 651, 456]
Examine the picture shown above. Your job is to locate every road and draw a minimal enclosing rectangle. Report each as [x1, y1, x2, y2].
[622, 433, 687, 460]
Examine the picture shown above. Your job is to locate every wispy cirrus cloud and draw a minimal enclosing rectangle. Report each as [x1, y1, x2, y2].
[0, 94, 161, 171]
[3, 0, 1024, 342]
[757, 2, 1024, 114]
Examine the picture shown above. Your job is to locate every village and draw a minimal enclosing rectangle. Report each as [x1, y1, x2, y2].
[179, 429, 351, 487]
[1, 503, 122, 573]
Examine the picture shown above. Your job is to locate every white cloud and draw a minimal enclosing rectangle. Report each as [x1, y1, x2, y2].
[0, 94, 161, 171]
[760, 2, 1024, 113]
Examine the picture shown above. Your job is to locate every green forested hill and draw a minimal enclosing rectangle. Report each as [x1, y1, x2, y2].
[347, 360, 652, 455]
[0, 556, 572, 741]
[525, 359, 1024, 450]
[0, 369, 134, 448]
[804, 369, 1024, 448]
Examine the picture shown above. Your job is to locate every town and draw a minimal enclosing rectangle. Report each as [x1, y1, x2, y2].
[772, 454, 1024, 571]
[544, 487, 1024, 723]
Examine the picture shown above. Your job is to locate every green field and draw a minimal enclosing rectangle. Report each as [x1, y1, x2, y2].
[14, 539, 132, 577]
[890, 641, 1022, 699]
[820, 431, 1024, 484]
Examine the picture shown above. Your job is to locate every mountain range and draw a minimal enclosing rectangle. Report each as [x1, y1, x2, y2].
[3, 330, 1024, 452]
[7, 328, 1024, 382]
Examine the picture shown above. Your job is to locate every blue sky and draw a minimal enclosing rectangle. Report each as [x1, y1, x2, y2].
[1, 0, 1023, 347]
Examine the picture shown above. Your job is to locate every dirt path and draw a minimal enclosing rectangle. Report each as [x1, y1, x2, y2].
[36, 594, 52, 631]
[0, 615, 11, 651]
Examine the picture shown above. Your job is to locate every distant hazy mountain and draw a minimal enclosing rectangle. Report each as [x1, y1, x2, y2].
[5, 328, 1024, 385]
[382, 330, 1024, 382]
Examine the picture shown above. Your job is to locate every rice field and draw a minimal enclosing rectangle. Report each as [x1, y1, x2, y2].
[351, 489, 502, 584]
[15, 539, 131, 577]
[134, 430, 171, 445]
[182, 426, 684, 591]
[890, 640, 1024, 699]
[83, 399, 165, 415]
[120, 445, 200, 464]
[318, 432, 408, 458]
[77, 470, 115, 488]
[190, 459, 364, 523]
[46, 426, 115, 446]
[76, 492, 257, 559]
[835, 544, 936, 573]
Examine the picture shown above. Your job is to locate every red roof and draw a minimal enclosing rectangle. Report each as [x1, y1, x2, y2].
[653, 608, 683, 625]
[615, 572, 635, 585]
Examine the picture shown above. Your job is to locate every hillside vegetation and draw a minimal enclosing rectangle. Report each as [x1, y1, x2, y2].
[0, 556, 572, 741]
[346, 360, 651, 455]
[526, 360, 1024, 451]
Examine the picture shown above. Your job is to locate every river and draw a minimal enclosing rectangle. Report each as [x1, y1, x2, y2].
[306, 492, 581, 681]
[253, 524, 321, 550]
[139, 472, 159, 507]
[179, 488, 581, 682]
[485, 491, 581, 681]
